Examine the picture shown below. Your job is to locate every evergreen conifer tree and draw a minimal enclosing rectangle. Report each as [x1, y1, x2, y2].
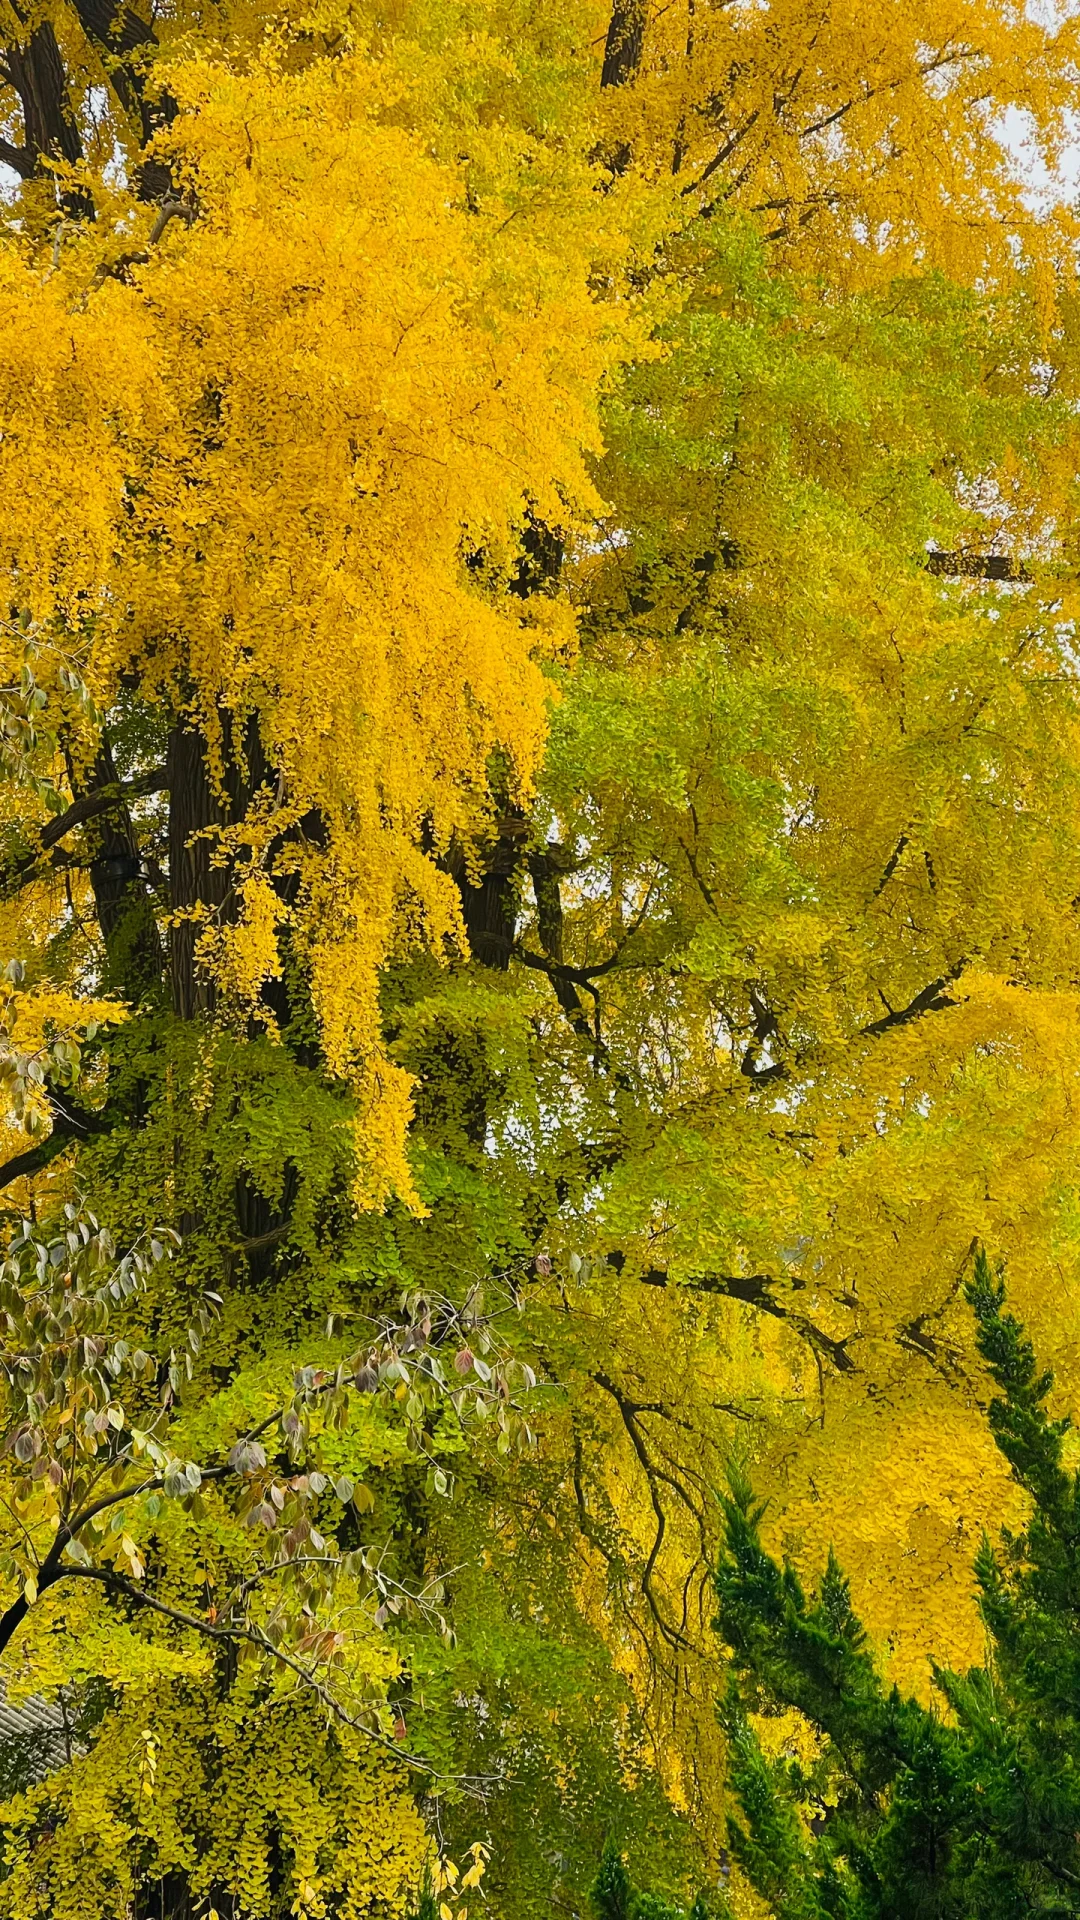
[711, 1250, 1080, 1917]
[589, 1839, 713, 1920]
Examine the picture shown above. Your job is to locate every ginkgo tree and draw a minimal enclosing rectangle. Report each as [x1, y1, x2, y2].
[0, 0, 665, 1906]
[415, 234, 1080, 1899]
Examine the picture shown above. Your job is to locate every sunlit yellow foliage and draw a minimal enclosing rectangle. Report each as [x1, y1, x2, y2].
[0, 1663, 428, 1918]
[610, 0, 1080, 289]
[1, 7, 637, 1203]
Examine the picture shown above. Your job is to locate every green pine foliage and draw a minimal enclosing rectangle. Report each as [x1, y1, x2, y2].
[712, 1251, 1080, 1918]
[589, 1840, 713, 1920]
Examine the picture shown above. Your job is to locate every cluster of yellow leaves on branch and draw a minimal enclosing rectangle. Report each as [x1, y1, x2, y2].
[609, 0, 1080, 289]
[0, 1662, 429, 1920]
[0, 0, 640, 1205]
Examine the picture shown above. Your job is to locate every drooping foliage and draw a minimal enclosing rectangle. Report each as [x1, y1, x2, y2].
[4, 0, 1080, 1914]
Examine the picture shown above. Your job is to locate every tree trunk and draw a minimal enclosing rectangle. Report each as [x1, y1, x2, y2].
[601, 0, 647, 88]
[71, 734, 163, 1001]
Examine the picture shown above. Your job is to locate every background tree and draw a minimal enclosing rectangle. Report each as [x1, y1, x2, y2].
[430, 204, 1080, 1901]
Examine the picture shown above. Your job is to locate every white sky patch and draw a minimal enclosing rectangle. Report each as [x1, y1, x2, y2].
[996, 102, 1080, 213]
[992, 0, 1080, 210]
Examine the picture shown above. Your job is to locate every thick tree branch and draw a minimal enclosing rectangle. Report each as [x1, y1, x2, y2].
[873, 833, 909, 899]
[859, 964, 964, 1038]
[685, 109, 760, 196]
[515, 856, 599, 1050]
[65, 0, 178, 200]
[739, 963, 964, 1084]
[516, 864, 657, 1069]
[443, 813, 529, 972]
[0, 1092, 113, 1189]
[615, 1255, 857, 1374]
[601, 0, 647, 88]
[2, 16, 91, 217]
[1, 768, 167, 899]
[65, 733, 164, 1000]
[740, 987, 784, 1083]
[0, 136, 29, 175]
[926, 549, 1029, 583]
[85, 199, 195, 296]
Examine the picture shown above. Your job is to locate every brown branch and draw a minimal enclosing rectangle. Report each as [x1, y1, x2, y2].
[600, 0, 647, 88]
[873, 832, 909, 899]
[859, 963, 964, 1038]
[1, 769, 167, 898]
[571, 1430, 627, 1574]
[0, 1130, 78, 1189]
[65, 0, 179, 200]
[3, 20, 90, 217]
[679, 837, 718, 912]
[515, 854, 604, 1054]
[685, 109, 760, 195]
[514, 946, 597, 1046]
[590, 1370, 690, 1651]
[84, 200, 195, 298]
[0, 137, 29, 176]
[762, 190, 843, 242]
[926, 549, 1029, 582]
[232, 1224, 289, 1256]
[513, 945, 636, 991]
[514, 870, 657, 1072]
[616, 1256, 857, 1374]
[740, 987, 784, 1084]
[734, 959, 964, 1086]
[0, 1418, 479, 1784]
[0, 1093, 113, 1189]
[799, 47, 980, 143]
